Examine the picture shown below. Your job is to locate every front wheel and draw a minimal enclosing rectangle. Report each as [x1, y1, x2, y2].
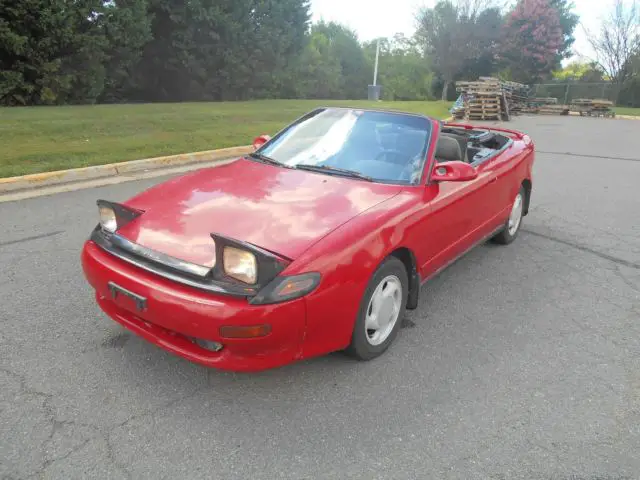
[345, 256, 408, 361]
[492, 185, 525, 245]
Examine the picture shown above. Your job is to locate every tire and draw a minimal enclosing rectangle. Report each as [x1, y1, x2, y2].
[492, 185, 526, 245]
[345, 256, 408, 361]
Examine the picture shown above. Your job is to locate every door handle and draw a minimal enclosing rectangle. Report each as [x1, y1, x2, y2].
[491, 176, 498, 183]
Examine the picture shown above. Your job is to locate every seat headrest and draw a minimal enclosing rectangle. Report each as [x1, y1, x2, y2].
[435, 135, 462, 162]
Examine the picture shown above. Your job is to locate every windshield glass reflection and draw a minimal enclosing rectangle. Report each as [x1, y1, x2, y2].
[258, 108, 432, 184]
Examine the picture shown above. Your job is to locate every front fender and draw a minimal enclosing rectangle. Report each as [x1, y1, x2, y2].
[288, 190, 420, 359]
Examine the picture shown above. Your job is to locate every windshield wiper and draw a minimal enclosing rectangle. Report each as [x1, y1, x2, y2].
[248, 152, 291, 168]
[295, 164, 373, 182]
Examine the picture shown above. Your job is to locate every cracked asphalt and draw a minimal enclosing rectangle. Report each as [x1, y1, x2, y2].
[1, 116, 639, 480]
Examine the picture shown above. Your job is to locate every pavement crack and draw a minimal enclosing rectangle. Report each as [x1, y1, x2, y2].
[40, 437, 94, 474]
[0, 367, 52, 401]
[537, 149, 640, 163]
[522, 229, 640, 270]
[613, 265, 640, 294]
[0, 230, 64, 247]
[109, 385, 209, 433]
[105, 431, 133, 480]
[100, 384, 213, 479]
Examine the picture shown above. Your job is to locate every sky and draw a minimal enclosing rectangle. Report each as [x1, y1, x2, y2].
[310, 0, 617, 64]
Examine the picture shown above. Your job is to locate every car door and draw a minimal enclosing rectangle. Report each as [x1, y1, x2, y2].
[412, 127, 496, 281]
[470, 133, 531, 236]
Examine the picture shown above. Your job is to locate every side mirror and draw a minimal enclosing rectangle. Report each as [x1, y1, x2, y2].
[430, 161, 478, 182]
[253, 134, 271, 151]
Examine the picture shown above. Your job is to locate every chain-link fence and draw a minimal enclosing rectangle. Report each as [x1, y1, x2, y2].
[530, 82, 623, 105]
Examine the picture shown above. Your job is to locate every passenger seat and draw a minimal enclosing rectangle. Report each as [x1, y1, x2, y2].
[439, 132, 468, 163]
[434, 135, 463, 163]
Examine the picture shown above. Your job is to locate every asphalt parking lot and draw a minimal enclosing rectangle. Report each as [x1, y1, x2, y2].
[1, 115, 639, 480]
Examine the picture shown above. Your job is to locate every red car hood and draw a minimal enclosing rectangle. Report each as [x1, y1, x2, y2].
[116, 158, 401, 266]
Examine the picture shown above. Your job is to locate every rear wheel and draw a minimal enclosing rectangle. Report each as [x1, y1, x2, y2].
[345, 256, 408, 361]
[492, 185, 525, 245]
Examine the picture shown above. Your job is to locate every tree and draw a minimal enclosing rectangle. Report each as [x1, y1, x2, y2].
[584, 0, 640, 85]
[500, 0, 564, 83]
[552, 61, 604, 81]
[129, 0, 310, 102]
[0, 0, 108, 105]
[312, 22, 370, 99]
[457, 6, 503, 80]
[363, 34, 434, 101]
[549, 0, 580, 62]
[228, 0, 311, 99]
[415, 0, 502, 100]
[416, 1, 464, 101]
[293, 27, 343, 99]
[100, 0, 153, 103]
[617, 51, 640, 105]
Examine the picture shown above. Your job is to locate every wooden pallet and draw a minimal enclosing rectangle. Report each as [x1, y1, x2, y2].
[571, 98, 614, 108]
[467, 115, 501, 120]
[531, 97, 558, 105]
[581, 108, 616, 118]
[539, 105, 570, 115]
[468, 100, 500, 106]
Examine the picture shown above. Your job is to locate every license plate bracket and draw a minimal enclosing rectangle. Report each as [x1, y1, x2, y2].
[108, 281, 147, 312]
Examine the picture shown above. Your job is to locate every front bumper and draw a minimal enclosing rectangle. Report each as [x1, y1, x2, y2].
[81, 241, 306, 372]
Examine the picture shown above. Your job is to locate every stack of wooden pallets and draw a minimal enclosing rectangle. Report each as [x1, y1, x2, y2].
[455, 77, 529, 121]
[456, 78, 503, 121]
[492, 78, 529, 116]
[538, 104, 570, 115]
[570, 99, 615, 117]
[591, 99, 615, 117]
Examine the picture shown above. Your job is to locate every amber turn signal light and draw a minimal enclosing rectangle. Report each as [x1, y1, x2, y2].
[219, 324, 271, 339]
[249, 272, 321, 305]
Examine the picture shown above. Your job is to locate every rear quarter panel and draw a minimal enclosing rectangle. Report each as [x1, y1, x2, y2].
[508, 134, 535, 209]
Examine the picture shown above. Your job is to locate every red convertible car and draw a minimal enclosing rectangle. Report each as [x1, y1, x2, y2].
[81, 107, 534, 372]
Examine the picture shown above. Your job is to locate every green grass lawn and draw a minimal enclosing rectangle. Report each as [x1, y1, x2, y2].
[0, 100, 452, 178]
[614, 107, 640, 117]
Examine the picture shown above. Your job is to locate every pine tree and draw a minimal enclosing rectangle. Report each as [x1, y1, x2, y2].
[0, 0, 107, 105]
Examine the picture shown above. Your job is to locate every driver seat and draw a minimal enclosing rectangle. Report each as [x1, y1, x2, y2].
[434, 135, 463, 163]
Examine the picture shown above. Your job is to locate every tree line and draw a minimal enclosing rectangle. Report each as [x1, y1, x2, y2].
[1, 0, 638, 106]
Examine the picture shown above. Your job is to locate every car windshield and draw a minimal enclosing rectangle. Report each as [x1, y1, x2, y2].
[256, 108, 433, 184]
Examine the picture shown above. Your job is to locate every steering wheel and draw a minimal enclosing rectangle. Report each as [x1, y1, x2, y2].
[374, 149, 413, 166]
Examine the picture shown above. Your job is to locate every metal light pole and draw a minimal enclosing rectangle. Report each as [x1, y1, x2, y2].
[373, 38, 380, 86]
[368, 38, 382, 101]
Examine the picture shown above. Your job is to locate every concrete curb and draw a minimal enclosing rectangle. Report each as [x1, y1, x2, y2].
[0, 145, 253, 194]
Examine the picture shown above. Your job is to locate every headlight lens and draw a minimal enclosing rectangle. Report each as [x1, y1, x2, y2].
[223, 247, 257, 284]
[99, 206, 117, 233]
[97, 200, 142, 233]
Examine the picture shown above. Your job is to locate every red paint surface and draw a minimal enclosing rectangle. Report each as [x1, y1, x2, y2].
[117, 159, 400, 266]
[82, 118, 535, 371]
